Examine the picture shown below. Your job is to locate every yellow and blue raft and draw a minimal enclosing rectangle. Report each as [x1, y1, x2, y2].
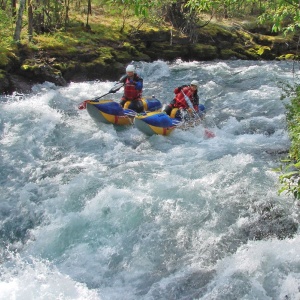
[85, 98, 162, 126]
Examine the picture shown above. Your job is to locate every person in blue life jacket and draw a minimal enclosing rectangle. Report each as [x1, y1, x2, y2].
[118, 64, 144, 113]
[164, 80, 206, 119]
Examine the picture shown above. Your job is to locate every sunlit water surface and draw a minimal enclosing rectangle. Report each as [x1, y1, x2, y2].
[1, 60, 300, 300]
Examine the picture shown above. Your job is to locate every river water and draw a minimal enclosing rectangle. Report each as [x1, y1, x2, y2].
[1, 60, 300, 299]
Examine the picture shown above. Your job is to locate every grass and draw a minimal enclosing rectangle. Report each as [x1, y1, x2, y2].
[0, 2, 170, 62]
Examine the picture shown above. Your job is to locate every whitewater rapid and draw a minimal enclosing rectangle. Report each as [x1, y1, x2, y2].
[1, 60, 300, 300]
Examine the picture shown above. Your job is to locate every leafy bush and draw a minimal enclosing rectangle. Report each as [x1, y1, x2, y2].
[0, 9, 15, 67]
[0, 9, 13, 47]
[278, 84, 300, 199]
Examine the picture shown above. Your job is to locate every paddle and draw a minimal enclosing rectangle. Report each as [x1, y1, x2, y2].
[94, 82, 124, 100]
[181, 91, 215, 138]
[78, 82, 124, 110]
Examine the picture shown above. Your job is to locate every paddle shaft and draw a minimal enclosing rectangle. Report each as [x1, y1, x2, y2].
[181, 91, 200, 119]
[182, 91, 215, 138]
[94, 82, 124, 101]
[78, 82, 124, 110]
[94, 92, 111, 101]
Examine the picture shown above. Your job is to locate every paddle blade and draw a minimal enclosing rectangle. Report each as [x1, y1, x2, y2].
[78, 100, 89, 110]
[109, 82, 124, 93]
[204, 129, 215, 138]
[182, 91, 196, 112]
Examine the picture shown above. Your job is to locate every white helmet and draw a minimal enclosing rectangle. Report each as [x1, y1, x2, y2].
[190, 80, 199, 87]
[126, 64, 135, 72]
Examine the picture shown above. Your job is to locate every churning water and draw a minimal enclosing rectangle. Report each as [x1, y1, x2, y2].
[1, 60, 300, 300]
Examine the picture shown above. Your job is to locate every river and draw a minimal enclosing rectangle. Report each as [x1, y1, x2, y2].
[1, 60, 300, 299]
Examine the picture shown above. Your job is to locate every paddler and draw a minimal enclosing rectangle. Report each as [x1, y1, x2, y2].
[164, 80, 205, 119]
[118, 64, 144, 113]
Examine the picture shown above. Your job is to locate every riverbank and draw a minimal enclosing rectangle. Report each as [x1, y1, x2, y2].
[0, 15, 298, 95]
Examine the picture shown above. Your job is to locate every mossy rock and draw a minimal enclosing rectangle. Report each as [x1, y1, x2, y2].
[220, 49, 250, 60]
[272, 40, 292, 56]
[217, 40, 236, 50]
[2, 12, 298, 95]
[52, 62, 70, 72]
[256, 45, 275, 59]
[0, 69, 11, 94]
[0, 68, 7, 80]
[220, 49, 240, 59]
[236, 29, 254, 43]
[163, 49, 189, 60]
[201, 23, 238, 43]
[20, 62, 40, 74]
[43, 47, 79, 57]
[245, 44, 275, 59]
[0, 48, 19, 70]
[122, 42, 140, 56]
[61, 62, 82, 81]
[231, 43, 248, 55]
[0, 53, 10, 68]
[245, 46, 275, 59]
[189, 44, 218, 60]
[244, 48, 260, 59]
[117, 44, 151, 62]
[142, 42, 187, 60]
[111, 49, 134, 63]
[253, 34, 275, 46]
[134, 29, 170, 42]
[241, 19, 274, 35]
[63, 61, 125, 82]
[131, 52, 151, 62]
[19, 59, 66, 85]
[277, 53, 298, 60]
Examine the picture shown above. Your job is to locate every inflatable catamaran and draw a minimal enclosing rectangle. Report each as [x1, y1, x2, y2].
[78, 84, 214, 137]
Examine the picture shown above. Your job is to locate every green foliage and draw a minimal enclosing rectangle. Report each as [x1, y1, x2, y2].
[277, 82, 300, 199]
[0, 9, 13, 47]
[185, 0, 300, 35]
[186, 0, 267, 19]
[256, 46, 271, 55]
[257, 0, 300, 34]
[103, 0, 159, 32]
[278, 162, 300, 199]
[105, 0, 155, 17]
[0, 8, 15, 67]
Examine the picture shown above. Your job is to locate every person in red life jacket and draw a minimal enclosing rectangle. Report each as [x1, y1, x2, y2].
[164, 80, 205, 119]
[119, 64, 144, 113]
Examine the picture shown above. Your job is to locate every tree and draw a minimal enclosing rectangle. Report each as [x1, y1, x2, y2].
[86, 0, 92, 27]
[105, 0, 155, 32]
[28, 0, 34, 42]
[13, 0, 26, 42]
[257, 0, 300, 33]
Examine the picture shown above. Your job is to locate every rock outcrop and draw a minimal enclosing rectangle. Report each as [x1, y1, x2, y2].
[0, 21, 298, 95]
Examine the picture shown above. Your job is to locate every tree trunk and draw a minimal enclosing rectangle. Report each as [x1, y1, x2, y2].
[11, 0, 17, 16]
[65, 0, 70, 29]
[86, 0, 91, 26]
[13, 0, 26, 42]
[28, 0, 33, 41]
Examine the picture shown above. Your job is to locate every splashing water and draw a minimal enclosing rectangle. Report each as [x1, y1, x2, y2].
[1, 60, 300, 300]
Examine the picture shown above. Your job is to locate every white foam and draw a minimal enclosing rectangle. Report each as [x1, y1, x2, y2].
[0, 255, 100, 300]
[1, 60, 299, 300]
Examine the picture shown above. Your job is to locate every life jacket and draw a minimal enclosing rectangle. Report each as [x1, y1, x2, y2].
[174, 86, 195, 109]
[122, 74, 142, 101]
